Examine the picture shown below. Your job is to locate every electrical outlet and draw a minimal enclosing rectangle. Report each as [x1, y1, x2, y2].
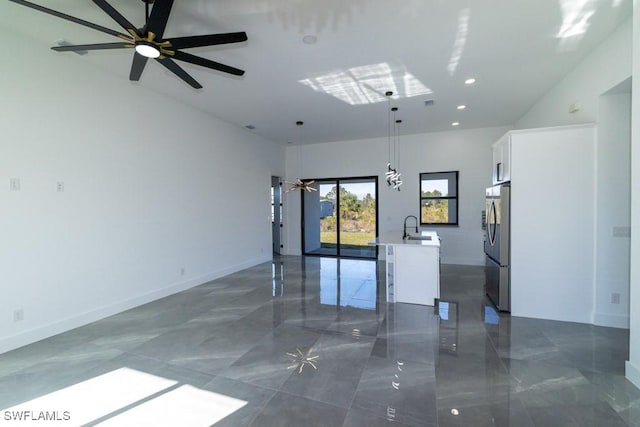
[13, 309, 24, 322]
[612, 226, 631, 238]
[611, 293, 621, 305]
[56, 181, 65, 192]
[9, 178, 20, 191]
[180, 267, 185, 276]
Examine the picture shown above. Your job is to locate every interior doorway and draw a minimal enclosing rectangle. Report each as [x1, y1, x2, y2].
[271, 176, 283, 255]
[302, 176, 378, 259]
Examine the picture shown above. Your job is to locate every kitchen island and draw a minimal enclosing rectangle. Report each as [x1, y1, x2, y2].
[371, 231, 440, 306]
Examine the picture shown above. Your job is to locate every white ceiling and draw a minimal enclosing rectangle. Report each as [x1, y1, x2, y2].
[1, 0, 632, 144]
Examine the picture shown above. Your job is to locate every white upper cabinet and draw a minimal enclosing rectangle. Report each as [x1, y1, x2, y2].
[492, 133, 511, 184]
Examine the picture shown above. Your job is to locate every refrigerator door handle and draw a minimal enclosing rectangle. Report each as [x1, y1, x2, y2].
[488, 200, 497, 246]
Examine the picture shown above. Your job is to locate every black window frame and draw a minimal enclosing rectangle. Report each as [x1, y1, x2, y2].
[419, 171, 459, 226]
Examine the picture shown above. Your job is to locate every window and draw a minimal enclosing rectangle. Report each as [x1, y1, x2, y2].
[420, 171, 458, 225]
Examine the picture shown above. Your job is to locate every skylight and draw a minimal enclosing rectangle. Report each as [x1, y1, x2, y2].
[299, 62, 432, 105]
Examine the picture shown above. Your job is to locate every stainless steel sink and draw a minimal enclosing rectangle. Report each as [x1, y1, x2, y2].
[406, 235, 432, 241]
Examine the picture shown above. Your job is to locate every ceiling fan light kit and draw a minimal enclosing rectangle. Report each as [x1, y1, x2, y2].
[8, 0, 248, 89]
[134, 41, 161, 58]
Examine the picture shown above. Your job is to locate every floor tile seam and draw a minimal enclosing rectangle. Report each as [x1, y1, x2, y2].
[593, 389, 640, 421]
[213, 372, 283, 394]
[275, 386, 354, 413]
[498, 357, 596, 388]
[200, 377, 276, 426]
[482, 321, 518, 382]
[157, 361, 229, 384]
[345, 351, 408, 419]
[350, 397, 435, 427]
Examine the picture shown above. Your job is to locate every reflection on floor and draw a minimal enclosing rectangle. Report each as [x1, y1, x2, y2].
[0, 257, 638, 426]
[306, 245, 377, 259]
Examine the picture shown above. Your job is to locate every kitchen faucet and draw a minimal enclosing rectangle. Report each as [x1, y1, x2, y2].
[403, 215, 419, 239]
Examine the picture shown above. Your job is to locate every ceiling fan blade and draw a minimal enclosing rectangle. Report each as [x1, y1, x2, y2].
[92, 0, 138, 34]
[147, 0, 174, 40]
[172, 51, 245, 76]
[156, 57, 202, 89]
[52, 42, 132, 52]
[167, 32, 248, 49]
[130, 52, 149, 81]
[7, 0, 127, 38]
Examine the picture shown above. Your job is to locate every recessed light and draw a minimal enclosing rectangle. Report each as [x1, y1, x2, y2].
[452, 122, 460, 126]
[464, 78, 476, 85]
[457, 105, 466, 110]
[302, 35, 317, 45]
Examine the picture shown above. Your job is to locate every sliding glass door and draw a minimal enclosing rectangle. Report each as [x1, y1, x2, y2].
[302, 177, 377, 259]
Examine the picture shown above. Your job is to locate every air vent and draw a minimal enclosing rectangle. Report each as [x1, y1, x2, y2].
[55, 39, 87, 55]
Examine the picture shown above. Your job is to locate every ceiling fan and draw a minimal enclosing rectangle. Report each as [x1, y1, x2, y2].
[9, 0, 247, 89]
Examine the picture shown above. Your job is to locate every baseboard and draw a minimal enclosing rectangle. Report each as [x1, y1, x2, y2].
[592, 312, 630, 329]
[510, 312, 593, 325]
[626, 361, 640, 389]
[0, 255, 271, 355]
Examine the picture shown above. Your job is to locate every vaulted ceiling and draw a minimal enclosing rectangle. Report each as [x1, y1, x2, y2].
[1, 0, 632, 144]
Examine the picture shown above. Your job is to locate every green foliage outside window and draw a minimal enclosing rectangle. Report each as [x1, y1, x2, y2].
[420, 172, 458, 225]
[319, 185, 376, 246]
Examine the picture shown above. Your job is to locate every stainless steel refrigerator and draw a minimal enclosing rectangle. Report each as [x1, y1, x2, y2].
[484, 183, 510, 312]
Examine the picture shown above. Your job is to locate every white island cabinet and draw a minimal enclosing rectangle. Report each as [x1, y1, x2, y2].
[372, 231, 440, 306]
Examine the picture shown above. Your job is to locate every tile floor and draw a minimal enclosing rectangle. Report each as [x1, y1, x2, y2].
[0, 256, 638, 426]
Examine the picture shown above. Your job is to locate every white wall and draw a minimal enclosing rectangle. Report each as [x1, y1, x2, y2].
[511, 8, 636, 382]
[0, 29, 284, 353]
[283, 126, 510, 265]
[594, 91, 631, 329]
[510, 125, 596, 324]
[626, 0, 640, 389]
[515, 17, 632, 130]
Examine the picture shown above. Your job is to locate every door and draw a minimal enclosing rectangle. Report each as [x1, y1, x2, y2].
[302, 177, 378, 259]
[271, 176, 283, 255]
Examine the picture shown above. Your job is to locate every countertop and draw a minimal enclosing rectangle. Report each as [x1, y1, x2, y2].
[370, 230, 440, 247]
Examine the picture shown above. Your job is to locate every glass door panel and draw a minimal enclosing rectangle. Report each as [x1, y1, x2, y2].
[303, 180, 338, 256]
[338, 179, 377, 258]
[303, 177, 378, 259]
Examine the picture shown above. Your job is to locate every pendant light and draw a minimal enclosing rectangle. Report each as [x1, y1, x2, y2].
[384, 92, 396, 187]
[383, 91, 402, 191]
[393, 117, 403, 191]
[286, 121, 317, 193]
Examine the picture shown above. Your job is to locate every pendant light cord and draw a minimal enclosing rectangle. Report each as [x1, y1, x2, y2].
[388, 98, 392, 165]
[396, 119, 401, 172]
[392, 108, 398, 169]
